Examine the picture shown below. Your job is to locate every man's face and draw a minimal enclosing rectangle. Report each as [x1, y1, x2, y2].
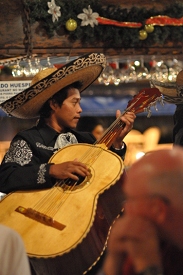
[54, 87, 82, 129]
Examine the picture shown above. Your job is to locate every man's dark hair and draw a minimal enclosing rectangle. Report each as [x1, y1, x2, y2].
[39, 81, 82, 118]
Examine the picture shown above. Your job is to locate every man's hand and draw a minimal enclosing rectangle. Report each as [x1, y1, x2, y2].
[49, 160, 90, 181]
[112, 111, 136, 149]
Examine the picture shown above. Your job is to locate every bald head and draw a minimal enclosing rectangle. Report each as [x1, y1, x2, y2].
[124, 146, 183, 208]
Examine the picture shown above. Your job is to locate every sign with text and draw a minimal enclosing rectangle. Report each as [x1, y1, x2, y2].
[0, 81, 31, 104]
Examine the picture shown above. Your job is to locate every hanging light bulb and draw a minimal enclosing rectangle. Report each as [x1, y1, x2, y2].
[99, 64, 114, 86]
[24, 59, 37, 77]
[12, 61, 24, 77]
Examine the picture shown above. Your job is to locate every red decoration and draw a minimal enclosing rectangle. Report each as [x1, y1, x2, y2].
[97, 17, 142, 28]
[145, 15, 183, 26]
[96, 15, 183, 29]
[95, 15, 183, 42]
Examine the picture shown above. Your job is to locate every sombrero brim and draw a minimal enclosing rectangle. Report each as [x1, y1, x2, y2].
[150, 70, 183, 104]
[161, 94, 183, 104]
[0, 53, 106, 119]
[150, 79, 178, 97]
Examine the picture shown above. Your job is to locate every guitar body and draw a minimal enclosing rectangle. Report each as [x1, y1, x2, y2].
[0, 89, 161, 274]
[0, 143, 125, 275]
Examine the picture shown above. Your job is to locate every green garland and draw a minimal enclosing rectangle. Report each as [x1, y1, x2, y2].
[24, 0, 183, 47]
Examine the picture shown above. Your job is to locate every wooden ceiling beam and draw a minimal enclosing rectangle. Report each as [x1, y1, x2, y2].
[0, 46, 182, 60]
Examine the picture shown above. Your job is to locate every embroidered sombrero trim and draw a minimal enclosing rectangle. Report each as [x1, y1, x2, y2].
[1, 53, 106, 115]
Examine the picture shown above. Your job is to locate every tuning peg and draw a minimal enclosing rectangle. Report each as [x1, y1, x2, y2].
[152, 102, 158, 112]
[159, 96, 164, 106]
[144, 106, 152, 118]
[147, 108, 152, 118]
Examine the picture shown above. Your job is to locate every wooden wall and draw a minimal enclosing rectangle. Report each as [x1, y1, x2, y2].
[0, 0, 183, 60]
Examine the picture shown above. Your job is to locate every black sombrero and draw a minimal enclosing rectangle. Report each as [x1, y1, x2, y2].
[151, 69, 183, 104]
[0, 53, 106, 119]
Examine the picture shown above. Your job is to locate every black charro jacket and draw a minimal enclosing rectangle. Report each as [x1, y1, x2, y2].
[0, 119, 126, 193]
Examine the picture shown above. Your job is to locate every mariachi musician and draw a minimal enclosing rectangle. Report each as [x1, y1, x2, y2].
[0, 53, 135, 275]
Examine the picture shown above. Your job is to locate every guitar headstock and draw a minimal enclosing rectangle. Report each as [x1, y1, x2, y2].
[126, 88, 162, 117]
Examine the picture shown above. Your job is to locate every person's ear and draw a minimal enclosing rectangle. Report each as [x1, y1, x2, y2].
[150, 199, 168, 224]
[49, 99, 58, 110]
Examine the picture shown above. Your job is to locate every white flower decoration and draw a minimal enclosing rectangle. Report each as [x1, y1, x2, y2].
[77, 5, 99, 28]
[47, 0, 61, 23]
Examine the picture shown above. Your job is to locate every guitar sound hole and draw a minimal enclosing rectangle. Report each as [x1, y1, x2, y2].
[66, 175, 85, 186]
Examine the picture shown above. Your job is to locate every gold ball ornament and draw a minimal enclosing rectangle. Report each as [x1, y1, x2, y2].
[144, 24, 154, 33]
[66, 19, 77, 31]
[139, 29, 148, 40]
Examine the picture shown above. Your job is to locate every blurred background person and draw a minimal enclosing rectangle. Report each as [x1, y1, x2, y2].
[76, 116, 105, 140]
[0, 224, 31, 275]
[173, 104, 183, 146]
[99, 147, 183, 275]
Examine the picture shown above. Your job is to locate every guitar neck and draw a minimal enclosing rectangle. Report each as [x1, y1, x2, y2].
[93, 88, 162, 149]
[94, 111, 127, 149]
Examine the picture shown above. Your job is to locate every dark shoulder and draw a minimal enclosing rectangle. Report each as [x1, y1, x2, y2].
[14, 125, 39, 140]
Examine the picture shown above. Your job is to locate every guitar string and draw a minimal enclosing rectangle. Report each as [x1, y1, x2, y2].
[46, 148, 105, 217]
[33, 114, 126, 214]
[43, 127, 128, 216]
[32, 111, 129, 213]
[32, 145, 100, 212]
[41, 145, 104, 215]
[33, 145, 104, 216]
[46, 118, 127, 216]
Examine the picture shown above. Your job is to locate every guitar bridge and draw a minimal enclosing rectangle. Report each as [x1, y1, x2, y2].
[15, 206, 66, 231]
